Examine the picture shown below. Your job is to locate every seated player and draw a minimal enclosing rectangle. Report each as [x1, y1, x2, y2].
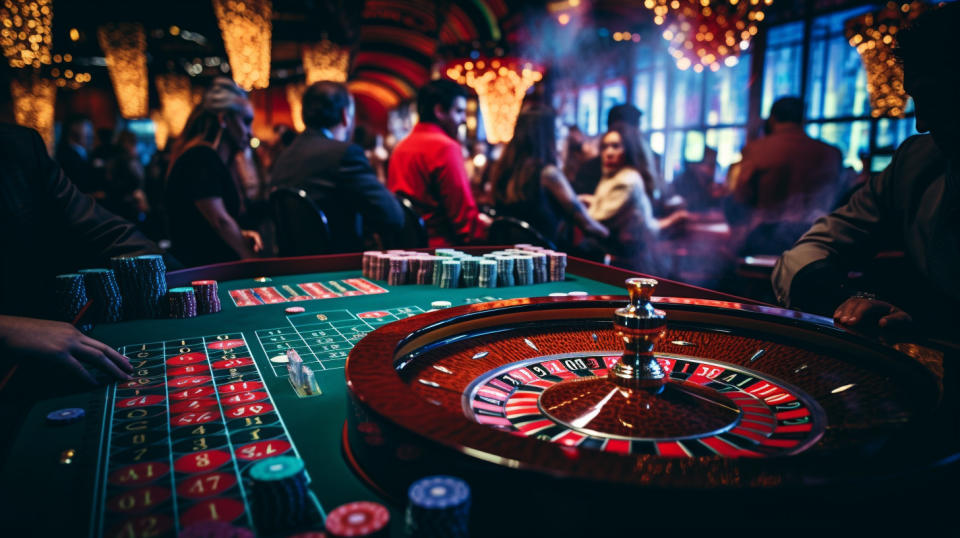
[270, 81, 404, 252]
[579, 123, 687, 273]
[0, 123, 166, 384]
[165, 77, 263, 267]
[772, 2, 960, 335]
[388, 79, 492, 247]
[490, 104, 608, 246]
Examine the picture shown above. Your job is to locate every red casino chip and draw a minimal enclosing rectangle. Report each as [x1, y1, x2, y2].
[324, 501, 390, 538]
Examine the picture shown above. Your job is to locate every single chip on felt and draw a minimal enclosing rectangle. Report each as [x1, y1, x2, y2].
[324, 501, 390, 537]
[286, 306, 306, 314]
[253, 276, 270, 283]
[46, 407, 85, 425]
[431, 301, 452, 309]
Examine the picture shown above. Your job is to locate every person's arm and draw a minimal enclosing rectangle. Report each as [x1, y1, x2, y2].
[772, 143, 896, 316]
[541, 166, 608, 238]
[193, 198, 259, 258]
[0, 315, 133, 385]
[435, 142, 489, 243]
[340, 144, 405, 233]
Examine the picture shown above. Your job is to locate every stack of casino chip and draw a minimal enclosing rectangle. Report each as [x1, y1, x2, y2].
[375, 253, 390, 281]
[109, 255, 139, 319]
[548, 251, 567, 281]
[438, 260, 461, 288]
[529, 252, 548, 283]
[496, 256, 515, 287]
[362, 251, 381, 279]
[404, 476, 471, 538]
[416, 256, 436, 285]
[78, 268, 124, 323]
[52, 273, 90, 325]
[460, 257, 480, 287]
[248, 456, 313, 535]
[191, 280, 221, 314]
[514, 255, 535, 286]
[325, 501, 390, 538]
[388, 255, 409, 286]
[167, 287, 197, 318]
[478, 260, 497, 288]
[133, 254, 168, 318]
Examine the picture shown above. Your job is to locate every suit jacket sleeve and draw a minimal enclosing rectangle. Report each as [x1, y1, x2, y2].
[35, 130, 164, 262]
[771, 138, 902, 312]
[339, 144, 404, 233]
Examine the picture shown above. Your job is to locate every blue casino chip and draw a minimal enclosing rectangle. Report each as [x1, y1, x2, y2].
[46, 407, 85, 425]
[407, 475, 470, 510]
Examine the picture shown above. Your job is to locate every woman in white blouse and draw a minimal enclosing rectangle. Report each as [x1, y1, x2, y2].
[579, 123, 687, 271]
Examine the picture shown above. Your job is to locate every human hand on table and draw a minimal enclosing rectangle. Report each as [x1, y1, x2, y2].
[241, 229, 263, 254]
[0, 315, 133, 385]
[833, 296, 913, 330]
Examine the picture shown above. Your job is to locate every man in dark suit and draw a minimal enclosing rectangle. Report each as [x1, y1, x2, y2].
[0, 123, 170, 384]
[271, 81, 404, 253]
[55, 114, 104, 196]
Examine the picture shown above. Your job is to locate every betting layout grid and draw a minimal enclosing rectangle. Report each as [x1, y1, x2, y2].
[93, 334, 316, 538]
[229, 278, 387, 307]
[255, 306, 429, 376]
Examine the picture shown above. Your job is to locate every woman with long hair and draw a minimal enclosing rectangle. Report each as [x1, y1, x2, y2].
[164, 77, 263, 267]
[491, 105, 607, 246]
[580, 122, 686, 271]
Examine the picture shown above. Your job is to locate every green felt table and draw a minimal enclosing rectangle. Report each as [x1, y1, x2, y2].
[0, 250, 739, 537]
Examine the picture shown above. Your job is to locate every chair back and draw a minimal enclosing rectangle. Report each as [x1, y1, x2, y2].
[269, 187, 332, 257]
[487, 216, 557, 250]
[392, 193, 429, 248]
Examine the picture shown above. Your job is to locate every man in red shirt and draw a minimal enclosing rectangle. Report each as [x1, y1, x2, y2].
[388, 79, 491, 247]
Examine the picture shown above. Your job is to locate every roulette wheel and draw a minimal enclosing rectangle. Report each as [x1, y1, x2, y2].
[345, 279, 955, 532]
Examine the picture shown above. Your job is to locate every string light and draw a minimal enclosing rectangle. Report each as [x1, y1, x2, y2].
[11, 76, 55, 150]
[643, 0, 773, 71]
[446, 59, 543, 144]
[212, 0, 272, 90]
[155, 74, 193, 137]
[0, 0, 52, 69]
[151, 110, 170, 151]
[845, 1, 925, 118]
[303, 40, 349, 84]
[286, 82, 306, 132]
[98, 22, 148, 118]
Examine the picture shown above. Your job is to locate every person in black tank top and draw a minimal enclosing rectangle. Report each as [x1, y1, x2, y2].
[164, 77, 263, 267]
[491, 105, 607, 247]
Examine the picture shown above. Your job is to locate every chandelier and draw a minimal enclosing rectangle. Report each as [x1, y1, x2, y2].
[445, 58, 543, 144]
[151, 110, 170, 151]
[303, 40, 349, 84]
[645, 0, 773, 72]
[212, 0, 272, 90]
[846, 1, 925, 118]
[98, 23, 148, 118]
[0, 0, 52, 69]
[11, 76, 55, 150]
[155, 74, 193, 137]
[286, 82, 306, 132]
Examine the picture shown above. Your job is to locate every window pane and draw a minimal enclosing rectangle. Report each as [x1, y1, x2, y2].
[664, 131, 685, 183]
[577, 86, 599, 136]
[684, 130, 705, 162]
[762, 42, 803, 117]
[651, 69, 667, 130]
[706, 53, 750, 125]
[816, 120, 870, 171]
[820, 36, 869, 118]
[705, 127, 746, 183]
[672, 68, 703, 127]
[634, 71, 652, 132]
[768, 21, 804, 47]
[600, 80, 627, 133]
[876, 117, 919, 149]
